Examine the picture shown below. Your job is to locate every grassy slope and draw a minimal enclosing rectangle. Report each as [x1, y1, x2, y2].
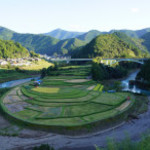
[20, 59, 53, 71]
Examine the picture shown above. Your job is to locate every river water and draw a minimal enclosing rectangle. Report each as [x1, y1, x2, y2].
[0, 71, 150, 95]
[122, 70, 141, 93]
[122, 70, 150, 95]
[0, 77, 39, 88]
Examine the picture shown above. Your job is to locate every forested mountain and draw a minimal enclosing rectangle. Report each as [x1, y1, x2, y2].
[0, 26, 150, 56]
[44, 28, 84, 40]
[11, 33, 59, 54]
[0, 26, 60, 55]
[76, 30, 105, 42]
[110, 28, 150, 38]
[0, 27, 86, 55]
[0, 39, 29, 58]
[0, 26, 14, 40]
[113, 32, 148, 53]
[72, 34, 147, 58]
[141, 32, 150, 52]
[52, 38, 86, 55]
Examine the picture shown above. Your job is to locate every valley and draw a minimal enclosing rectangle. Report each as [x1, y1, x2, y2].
[0, 25, 150, 150]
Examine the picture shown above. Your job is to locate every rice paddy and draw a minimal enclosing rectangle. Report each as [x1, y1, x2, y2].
[0, 65, 135, 127]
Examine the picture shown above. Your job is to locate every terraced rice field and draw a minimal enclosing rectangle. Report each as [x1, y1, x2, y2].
[1, 77, 135, 127]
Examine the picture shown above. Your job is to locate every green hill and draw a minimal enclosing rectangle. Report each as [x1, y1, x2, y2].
[113, 32, 148, 53]
[72, 34, 146, 58]
[0, 39, 29, 58]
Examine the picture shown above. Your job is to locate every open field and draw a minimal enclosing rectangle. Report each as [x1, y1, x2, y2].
[0, 73, 135, 127]
[20, 59, 53, 71]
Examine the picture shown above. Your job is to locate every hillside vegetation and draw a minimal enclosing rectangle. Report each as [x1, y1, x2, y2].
[141, 32, 150, 52]
[113, 32, 149, 54]
[110, 28, 150, 38]
[0, 27, 86, 55]
[72, 34, 145, 58]
[0, 26, 150, 56]
[0, 39, 29, 58]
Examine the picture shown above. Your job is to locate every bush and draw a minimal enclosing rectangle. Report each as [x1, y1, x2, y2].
[0, 88, 10, 97]
[32, 144, 54, 150]
[91, 62, 127, 81]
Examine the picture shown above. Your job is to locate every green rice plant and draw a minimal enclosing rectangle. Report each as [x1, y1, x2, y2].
[99, 85, 104, 92]
[94, 84, 101, 91]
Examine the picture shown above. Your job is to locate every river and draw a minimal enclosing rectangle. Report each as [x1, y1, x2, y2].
[0, 70, 150, 95]
[122, 70, 141, 93]
[121, 70, 150, 95]
[0, 77, 39, 88]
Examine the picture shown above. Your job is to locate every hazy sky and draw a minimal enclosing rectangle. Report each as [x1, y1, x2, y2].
[0, 0, 150, 33]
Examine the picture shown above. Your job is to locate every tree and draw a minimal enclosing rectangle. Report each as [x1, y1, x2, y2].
[137, 59, 150, 84]
[30, 51, 40, 58]
[41, 68, 47, 78]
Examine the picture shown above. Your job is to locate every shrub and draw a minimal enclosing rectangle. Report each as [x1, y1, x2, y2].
[32, 144, 54, 150]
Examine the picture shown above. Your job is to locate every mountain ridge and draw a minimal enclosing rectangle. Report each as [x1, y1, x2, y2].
[44, 28, 84, 40]
[0, 26, 150, 56]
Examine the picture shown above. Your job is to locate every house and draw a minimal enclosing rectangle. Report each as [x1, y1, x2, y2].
[0, 60, 8, 66]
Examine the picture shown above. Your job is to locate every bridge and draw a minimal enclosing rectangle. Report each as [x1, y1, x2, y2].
[49, 58, 148, 65]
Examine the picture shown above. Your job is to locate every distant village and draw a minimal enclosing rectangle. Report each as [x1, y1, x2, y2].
[0, 54, 71, 67]
[0, 57, 41, 66]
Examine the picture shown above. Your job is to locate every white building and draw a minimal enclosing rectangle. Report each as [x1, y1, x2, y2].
[0, 61, 8, 66]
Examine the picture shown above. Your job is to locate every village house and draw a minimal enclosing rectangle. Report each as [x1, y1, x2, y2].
[0, 60, 8, 66]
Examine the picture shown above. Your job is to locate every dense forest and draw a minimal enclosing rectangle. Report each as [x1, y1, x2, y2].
[91, 62, 127, 81]
[0, 39, 29, 58]
[141, 32, 150, 52]
[91, 60, 141, 81]
[137, 60, 150, 84]
[72, 34, 147, 58]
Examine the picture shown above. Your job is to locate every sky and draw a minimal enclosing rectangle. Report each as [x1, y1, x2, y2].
[0, 0, 150, 33]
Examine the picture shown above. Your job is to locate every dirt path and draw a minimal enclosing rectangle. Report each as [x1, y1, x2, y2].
[116, 100, 131, 111]
[0, 97, 149, 150]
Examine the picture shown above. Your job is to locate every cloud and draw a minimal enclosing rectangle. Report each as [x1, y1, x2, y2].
[131, 8, 139, 13]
